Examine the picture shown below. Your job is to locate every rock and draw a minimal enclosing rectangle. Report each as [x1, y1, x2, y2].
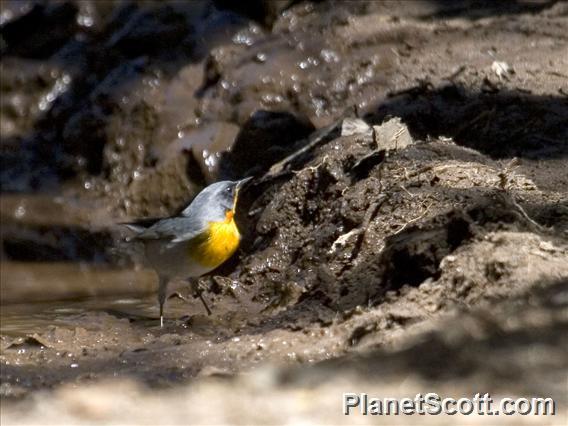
[373, 117, 414, 152]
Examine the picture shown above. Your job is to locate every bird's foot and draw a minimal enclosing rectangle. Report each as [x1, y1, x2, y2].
[168, 292, 190, 303]
[169, 289, 212, 316]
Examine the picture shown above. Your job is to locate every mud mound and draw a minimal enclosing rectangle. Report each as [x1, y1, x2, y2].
[230, 122, 565, 326]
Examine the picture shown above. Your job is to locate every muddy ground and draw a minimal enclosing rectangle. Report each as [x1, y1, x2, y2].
[1, 0, 567, 424]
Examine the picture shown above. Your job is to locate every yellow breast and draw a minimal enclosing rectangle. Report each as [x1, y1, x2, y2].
[188, 210, 241, 269]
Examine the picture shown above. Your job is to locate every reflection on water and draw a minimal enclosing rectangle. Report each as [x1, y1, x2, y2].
[0, 261, 171, 336]
[0, 295, 159, 336]
[0, 261, 231, 338]
[0, 190, 173, 337]
[0, 262, 157, 303]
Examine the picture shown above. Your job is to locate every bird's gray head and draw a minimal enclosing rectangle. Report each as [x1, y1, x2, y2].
[181, 178, 251, 221]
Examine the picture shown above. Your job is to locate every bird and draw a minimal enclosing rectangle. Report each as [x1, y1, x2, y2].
[124, 177, 252, 327]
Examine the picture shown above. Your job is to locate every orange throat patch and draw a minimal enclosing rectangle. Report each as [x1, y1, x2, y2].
[188, 210, 241, 269]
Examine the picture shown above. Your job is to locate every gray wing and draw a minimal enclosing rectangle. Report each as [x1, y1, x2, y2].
[129, 216, 205, 245]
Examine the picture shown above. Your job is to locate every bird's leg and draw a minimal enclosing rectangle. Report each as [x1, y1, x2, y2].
[157, 275, 169, 328]
[189, 278, 212, 316]
[197, 290, 212, 316]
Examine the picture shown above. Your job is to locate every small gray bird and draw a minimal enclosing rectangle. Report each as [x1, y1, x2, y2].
[124, 177, 251, 326]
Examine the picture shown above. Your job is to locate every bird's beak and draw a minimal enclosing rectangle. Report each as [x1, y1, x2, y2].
[236, 176, 253, 190]
[233, 177, 252, 210]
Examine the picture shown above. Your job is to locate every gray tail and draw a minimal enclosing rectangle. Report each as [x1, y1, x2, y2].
[121, 223, 146, 242]
[124, 223, 145, 233]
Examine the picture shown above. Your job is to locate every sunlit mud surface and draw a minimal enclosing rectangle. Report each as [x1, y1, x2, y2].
[1, 0, 568, 424]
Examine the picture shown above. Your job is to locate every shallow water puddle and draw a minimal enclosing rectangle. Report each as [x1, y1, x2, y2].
[0, 296, 159, 336]
[0, 262, 164, 336]
[0, 261, 251, 339]
[0, 262, 157, 303]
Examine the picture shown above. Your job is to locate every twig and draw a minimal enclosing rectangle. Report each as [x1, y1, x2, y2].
[399, 184, 415, 198]
[292, 155, 329, 176]
[344, 196, 386, 262]
[498, 158, 545, 232]
[393, 202, 433, 235]
[443, 65, 466, 81]
[498, 158, 520, 191]
[261, 120, 341, 181]
[404, 165, 434, 180]
[505, 194, 546, 232]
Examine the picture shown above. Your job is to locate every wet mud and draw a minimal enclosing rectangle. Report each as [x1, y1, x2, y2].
[1, 0, 567, 424]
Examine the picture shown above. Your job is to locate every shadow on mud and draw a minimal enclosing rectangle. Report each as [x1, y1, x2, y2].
[427, 0, 559, 19]
[366, 86, 568, 160]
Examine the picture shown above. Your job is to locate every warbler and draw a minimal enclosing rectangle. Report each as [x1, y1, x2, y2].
[124, 177, 251, 326]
